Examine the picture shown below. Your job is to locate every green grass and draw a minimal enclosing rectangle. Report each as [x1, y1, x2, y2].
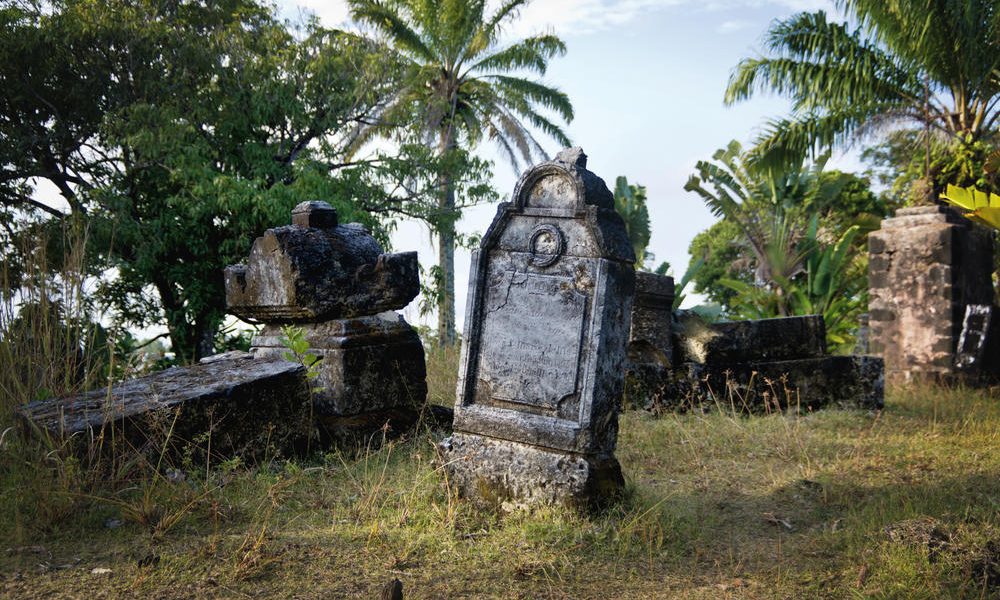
[4, 352, 1000, 598]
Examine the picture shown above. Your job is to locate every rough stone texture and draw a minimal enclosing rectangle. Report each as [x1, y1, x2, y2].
[225, 201, 419, 322]
[15, 352, 310, 458]
[632, 313, 884, 414]
[868, 205, 995, 384]
[625, 272, 674, 410]
[250, 311, 426, 436]
[688, 355, 884, 411]
[439, 433, 624, 509]
[703, 315, 827, 363]
[442, 147, 635, 508]
[224, 200, 427, 443]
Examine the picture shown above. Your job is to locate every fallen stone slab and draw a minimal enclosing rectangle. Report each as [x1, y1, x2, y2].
[701, 315, 827, 363]
[15, 352, 311, 459]
[678, 355, 884, 412]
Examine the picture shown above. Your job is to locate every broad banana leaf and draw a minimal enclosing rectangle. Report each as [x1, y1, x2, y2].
[940, 184, 1000, 230]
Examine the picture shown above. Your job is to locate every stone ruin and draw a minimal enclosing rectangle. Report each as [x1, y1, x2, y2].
[16, 200, 426, 456]
[625, 273, 884, 413]
[440, 148, 635, 508]
[226, 200, 426, 439]
[868, 205, 998, 384]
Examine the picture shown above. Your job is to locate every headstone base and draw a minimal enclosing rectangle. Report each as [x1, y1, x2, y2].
[250, 311, 426, 438]
[439, 432, 624, 509]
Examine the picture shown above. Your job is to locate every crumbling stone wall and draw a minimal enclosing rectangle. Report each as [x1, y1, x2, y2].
[868, 205, 994, 384]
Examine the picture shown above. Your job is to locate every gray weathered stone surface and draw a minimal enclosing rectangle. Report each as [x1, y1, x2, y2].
[868, 205, 995, 384]
[703, 314, 827, 363]
[628, 313, 884, 413]
[440, 433, 624, 510]
[441, 147, 635, 508]
[625, 272, 674, 410]
[15, 353, 310, 457]
[225, 201, 419, 322]
[250, 311, 426, 434]
[224, 200, 427, 440]
[689, 355, 884, 411]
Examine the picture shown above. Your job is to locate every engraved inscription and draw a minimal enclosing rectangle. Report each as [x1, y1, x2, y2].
[477, 270, 585, 410]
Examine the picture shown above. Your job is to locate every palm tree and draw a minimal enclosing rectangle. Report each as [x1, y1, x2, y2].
[684, 140, 832, 288]
[613, 176, 651, 269]
[725, 0, 1000, 179]
[348, 0, 573, 346]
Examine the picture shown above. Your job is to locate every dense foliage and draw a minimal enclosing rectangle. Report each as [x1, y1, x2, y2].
[726, 0, 1000, 197]
[0, 0, 481, 361]
[684, 141, 888, 351]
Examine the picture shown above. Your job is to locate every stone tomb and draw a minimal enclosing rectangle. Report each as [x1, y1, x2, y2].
[440, 148, 635, 508]
[226, 201, 427, 438]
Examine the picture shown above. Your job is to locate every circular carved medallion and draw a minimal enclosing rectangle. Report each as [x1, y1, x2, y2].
[528, 224, 565, 267]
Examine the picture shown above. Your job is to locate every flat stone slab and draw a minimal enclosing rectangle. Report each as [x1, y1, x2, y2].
[698, 315, 827, 364]
[682, 355, 884, 412]
[15, 352, 310, 457]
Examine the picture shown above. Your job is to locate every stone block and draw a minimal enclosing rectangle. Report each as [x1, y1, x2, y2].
[439, 433, 624, 509]
[697, 315, 827, 363]
[225, 201, 419, 322]
[250, 312, 426, 436]
[685, 355, 884, 411]
[15, 353, 310, 458]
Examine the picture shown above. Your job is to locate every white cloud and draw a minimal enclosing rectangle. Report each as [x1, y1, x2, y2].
[716, 19, 753, 34]
[279, 0, 837, 37]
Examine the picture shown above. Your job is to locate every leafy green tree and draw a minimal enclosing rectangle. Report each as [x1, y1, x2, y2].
[725, 0, 1000, 190]
[613, 176, 652, 269]
[348, 0, 574, 346]
[0, 0, 448, 362]
[683, 141, 884, 351]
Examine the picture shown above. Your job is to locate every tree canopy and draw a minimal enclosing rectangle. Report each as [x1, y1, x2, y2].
[726, 0, 1000, 182]
[0, 0, 462, 361]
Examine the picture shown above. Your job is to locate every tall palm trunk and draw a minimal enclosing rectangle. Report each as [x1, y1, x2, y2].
[436, 126, 457, 347]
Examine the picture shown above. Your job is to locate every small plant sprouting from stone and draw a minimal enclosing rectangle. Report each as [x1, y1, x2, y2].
[279, 326, 321, 380]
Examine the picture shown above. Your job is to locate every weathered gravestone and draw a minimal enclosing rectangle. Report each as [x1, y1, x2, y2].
[16, 351, 312, 459]
[226, 201, 427, 439]
[17, 200, 429, 457]
[439, 148, 636, 508]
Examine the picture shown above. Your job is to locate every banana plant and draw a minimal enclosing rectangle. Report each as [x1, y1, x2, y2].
[940, 184, 1000, 230]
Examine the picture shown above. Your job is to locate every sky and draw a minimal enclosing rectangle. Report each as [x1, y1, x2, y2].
[278, 0, 863, 331]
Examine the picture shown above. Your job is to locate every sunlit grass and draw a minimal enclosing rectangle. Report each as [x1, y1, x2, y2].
[4, 340, 1000, 597]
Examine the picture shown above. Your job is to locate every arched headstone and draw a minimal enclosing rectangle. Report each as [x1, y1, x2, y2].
[440, 148, 635, 508]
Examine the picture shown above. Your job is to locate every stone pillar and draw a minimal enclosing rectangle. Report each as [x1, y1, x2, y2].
[225, 201, 427, 439]
[440, 148, 636, 509]
[624, 272, 674, 410]
[868, 205, 994, 384]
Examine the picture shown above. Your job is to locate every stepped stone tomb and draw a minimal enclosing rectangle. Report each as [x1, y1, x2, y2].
[868, 205, 997, 384]
[439, 147, 636, 508]
[17, 200, 426, 455]
[225, 200, 427, 438]
[625, 275, 884, 412]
